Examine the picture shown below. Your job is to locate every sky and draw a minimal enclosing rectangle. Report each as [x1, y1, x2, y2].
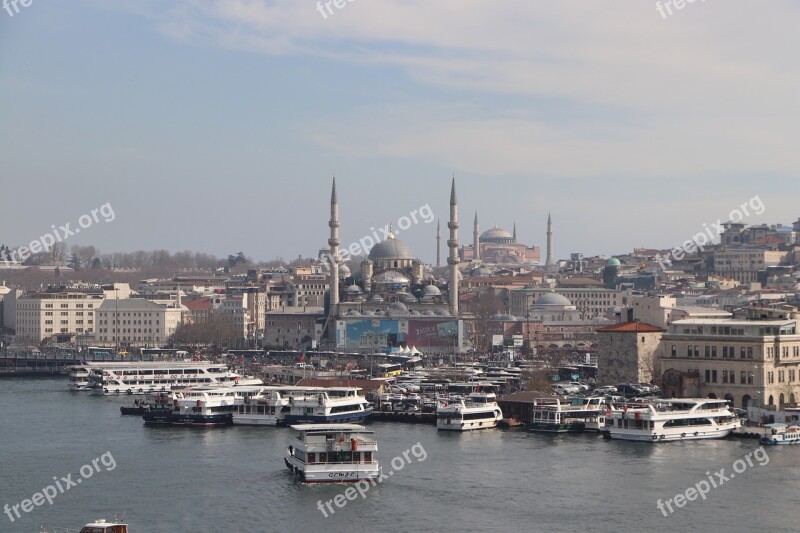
[1, 1, 798, 266]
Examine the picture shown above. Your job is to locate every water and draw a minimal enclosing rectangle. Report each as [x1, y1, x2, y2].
[1, 378, 798, 532]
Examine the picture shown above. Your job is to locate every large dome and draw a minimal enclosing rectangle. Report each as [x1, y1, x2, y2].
[480, 226, 514, 244]
[368, 236, 415, 261]
[535, 292, 573, 307]
[373, 270, 410, 285]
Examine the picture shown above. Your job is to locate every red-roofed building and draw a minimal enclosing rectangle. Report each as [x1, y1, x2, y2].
[596, 321, 665, 386]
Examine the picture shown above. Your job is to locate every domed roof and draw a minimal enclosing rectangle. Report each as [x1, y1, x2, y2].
[345, 284, 362, 293]
[480, 226, 514, 244]
[368, 235, 415, 261]
[471, 267, 493, 277]
[373, 270, 410, 285]
[369, 293, 384, 302]
[434, 308, 451, 316]
[607, 257, 621, 267]
[423, 284, 442, 296]
[388, 302, 409, 315]
[402, 293, 418, 304]
[339, 263, 351, 276]
[535, 292, 573, 307]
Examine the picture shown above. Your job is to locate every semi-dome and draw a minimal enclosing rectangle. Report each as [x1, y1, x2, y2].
[368, 235, 415, 261]
[373, 270, 410, 285]
[535, 292, 573, 307]
[480, 226, 514, 244]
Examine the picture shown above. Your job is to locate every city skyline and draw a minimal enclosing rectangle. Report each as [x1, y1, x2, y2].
[2, 1, 797, 264]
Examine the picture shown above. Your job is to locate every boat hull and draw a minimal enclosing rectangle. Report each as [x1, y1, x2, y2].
[527, 421, 586, 433]
[607, 427, 734, 442]
[232, 414, 284, 427]
[285, 458, 380, 483]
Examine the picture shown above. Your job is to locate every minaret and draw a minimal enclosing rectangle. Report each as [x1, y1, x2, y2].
[328, 177, 340, 316]
[448, 177, 460, 316]
[473, 211, 480, 262]
[545, 212, 554, 274]
[513, 221, 517, 243]
[436, 219, 442, 267]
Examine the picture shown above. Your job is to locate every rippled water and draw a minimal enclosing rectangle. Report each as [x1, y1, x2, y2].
[1, 378, 798, 532]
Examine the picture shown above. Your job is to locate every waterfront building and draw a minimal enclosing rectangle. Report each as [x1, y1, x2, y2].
[596, 321, 665, 386]
[15, 287, 107, 342]
[95, 298, 183, 346]
[660, 304, 800, 409]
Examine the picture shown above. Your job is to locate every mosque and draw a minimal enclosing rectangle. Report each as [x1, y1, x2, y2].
[459, 214, 541, 266]
[325, 178, 463, 353]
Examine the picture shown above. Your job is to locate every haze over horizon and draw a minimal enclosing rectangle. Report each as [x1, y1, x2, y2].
[2, 1, 798, 265]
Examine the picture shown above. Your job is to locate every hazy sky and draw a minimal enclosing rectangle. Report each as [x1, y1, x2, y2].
[1, 1, 798, 265]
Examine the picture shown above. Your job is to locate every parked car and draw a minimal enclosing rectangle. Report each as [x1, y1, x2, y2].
[616, 384, 646, 398]
[553, 384, 580, 395]
[569, 382, 590, 392]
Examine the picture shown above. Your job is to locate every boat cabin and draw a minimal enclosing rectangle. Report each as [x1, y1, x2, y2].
[79, 519, 128, 533]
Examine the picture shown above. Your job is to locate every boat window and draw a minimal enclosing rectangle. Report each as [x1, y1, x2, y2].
[308, 453, 316, 464]
[318, 452, 327, 463]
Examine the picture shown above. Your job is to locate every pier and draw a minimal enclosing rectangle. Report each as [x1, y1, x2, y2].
[370, 411, 437, 424]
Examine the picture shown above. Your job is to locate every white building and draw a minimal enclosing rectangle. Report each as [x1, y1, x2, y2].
[95, 298, 183, 347]
[15, 290, 105, 342]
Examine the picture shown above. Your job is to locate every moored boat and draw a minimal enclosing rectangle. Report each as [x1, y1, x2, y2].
[283, 387, 373, 424]
[436, 391, 503, 431]
[760, 423, 800, 445]
[604, 398, 739, 442]
[528, 396, 607, 433]
[285, 424, 380, 483]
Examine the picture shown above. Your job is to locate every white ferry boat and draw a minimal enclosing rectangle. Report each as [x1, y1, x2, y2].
[604, 398, 739, 442]
[760, 423, 800, 445]
[87, 362, 258, 395]
[528, 396, 607, 433]
[233, 386, 310, 426]
[437, 391, 504, 431]
[284, 424, 380, 483]
[283, 387, 373, 424]
[67, 364, 93, 391]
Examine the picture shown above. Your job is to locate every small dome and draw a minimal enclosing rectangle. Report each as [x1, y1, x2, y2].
[402, 294, 418, 304]
[409, 310, 422, 316]
[607, 257, 621, 267]
[388, 302, 409, 315]
[369, 293, 384, 302]
[423, 310, 437, 316]
[345, 284, 362, 294]
[471, 267, 492, 277]
[339, 263, 351, 276]
[434, 308, 451, 316]
[362, 310, 375, 316]
[535, 292, 573, 307]
[423, 284, 442, 296]
[346, 309, 362, 316]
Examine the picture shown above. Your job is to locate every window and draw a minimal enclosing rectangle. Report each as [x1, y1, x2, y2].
[711, 346, 717, 358]
[722, 346, 728, 358]
[671, 345, 677, 358]
[740, 347, 746, 359]
[722, 370, 728, 383]
[748, 372, 754, 385]
[687, 346, 692, 357]
[705, 369, 711, 383]
[712, 370, 717, 383]
[741, 371, 747, 384]
[729, 371, 735, 384]
[705, 346, 710, 358]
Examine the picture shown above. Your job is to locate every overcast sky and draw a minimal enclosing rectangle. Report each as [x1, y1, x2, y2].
[1, 1, 798, 265]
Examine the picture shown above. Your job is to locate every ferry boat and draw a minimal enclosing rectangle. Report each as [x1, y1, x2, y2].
[760, 423, 800, 445]
[87, 362, 259, 395]
[604, 398, 739, 442]
[67, 365, 93, 391]
[436, 391, 504, 431]
[142, 388, 236, 427]
[283, 387, 373, 424]
[284, 424, 380, 483]
[528, 396, 607, 433]
[232, 386, 307, 426]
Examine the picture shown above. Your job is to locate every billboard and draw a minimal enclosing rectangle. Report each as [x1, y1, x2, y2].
[337, 318, 461, 350]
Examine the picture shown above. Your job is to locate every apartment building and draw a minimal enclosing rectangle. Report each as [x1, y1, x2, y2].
[95, 298, 182, 346]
